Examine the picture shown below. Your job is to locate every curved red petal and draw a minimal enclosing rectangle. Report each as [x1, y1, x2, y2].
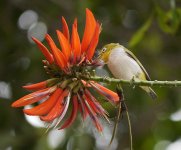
[73, 18, 77, 28]
[86, 22, 101, 60]
[77, 94, 88, 120]
[56, 30, 71, 61]
[32, 37, 54, 64]
[60, 95, 78, 129]
[22, 81, 46, 91]
[84, 96, 103, 132]
[45, 34, 66, 69]
[71, 20, 81, 63]
[11, 88, 52, 107]
[90, 82, 119, 103]
[61, 17, 70, 41]
[40, 99, 63, 122]
[92, 116, 103, 132]
[81, 8, 96, 53]
[40, 89, 69, 121]
[85, 94, 101, 115]
[23, 88, 62, 116]
[53, 91, 71, 128]
[83, 94, 96, 116]
[85, 89, 107, 115]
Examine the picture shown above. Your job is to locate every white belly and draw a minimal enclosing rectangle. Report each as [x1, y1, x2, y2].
[107, 47, 143, 80]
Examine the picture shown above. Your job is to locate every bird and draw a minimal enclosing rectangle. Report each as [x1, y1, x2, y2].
[98, 43, 157, 99]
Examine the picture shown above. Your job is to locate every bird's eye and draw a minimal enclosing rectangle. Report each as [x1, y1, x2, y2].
[102, 47, 107, 53]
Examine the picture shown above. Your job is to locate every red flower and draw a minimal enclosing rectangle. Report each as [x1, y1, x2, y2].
[12, 9, 120, 132]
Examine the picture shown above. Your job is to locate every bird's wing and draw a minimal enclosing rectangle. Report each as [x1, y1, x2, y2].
[124, 47, 151, 81]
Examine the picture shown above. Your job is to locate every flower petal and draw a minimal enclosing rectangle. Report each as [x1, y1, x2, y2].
[85, 90, 107, 115]
[54, 92, 71, 128]
[84, 94, 97, 115]
[71, 19, 81, 63]
[23, 78, 60, 91]
[73, 18, 77, 28]
[40, 89, 69, 121]
[11, 88, 53, 107]
[45, 34, 66, 69]
[22, 81, 47, 91]
[61, 17, 70, 41]
[86, 22, 101, 60]
[84, 97, 103, 132]
[77, 93, 88, 120]
[56, 30, 71, 61]
[23, 88, 62, 116]
[40, 99, 63, 122]
[81, 8, 96, 53]
[60, 95, 78, 129]
[85, 90, 110, 123]
[32, 37, 54, 64]
[90, 82, 120, 103]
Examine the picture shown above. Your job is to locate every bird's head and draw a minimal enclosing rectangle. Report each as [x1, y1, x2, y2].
[98, 43, 119, 63]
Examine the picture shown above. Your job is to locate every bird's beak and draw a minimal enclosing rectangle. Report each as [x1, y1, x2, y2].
[96, 51, 102, 59]
[97, 54, 101, 59]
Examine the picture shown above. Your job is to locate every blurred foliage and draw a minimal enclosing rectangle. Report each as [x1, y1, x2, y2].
[129, 4, 181, 48]
[129, 14, 153, 48]
[0, 0, 181, 150]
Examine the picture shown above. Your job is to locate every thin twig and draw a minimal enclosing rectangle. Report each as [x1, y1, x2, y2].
[109, 99, 122, 146]
[125, 103, 133, 150]
[109, 84, 124, 146]
[109, 84, 133, 150]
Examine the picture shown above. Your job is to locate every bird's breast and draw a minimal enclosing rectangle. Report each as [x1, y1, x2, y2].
[107, 47, 143, 80]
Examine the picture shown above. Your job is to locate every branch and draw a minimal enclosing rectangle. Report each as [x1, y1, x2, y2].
[82, 76, 181, 87]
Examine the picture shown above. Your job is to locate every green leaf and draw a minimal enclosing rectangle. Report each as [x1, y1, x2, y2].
[102, 102, 118, 118]
[128, 15, 153, 48]
[156, 6, 181, 34]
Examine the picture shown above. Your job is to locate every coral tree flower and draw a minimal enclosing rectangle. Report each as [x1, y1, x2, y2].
[12, 9, 120, 132]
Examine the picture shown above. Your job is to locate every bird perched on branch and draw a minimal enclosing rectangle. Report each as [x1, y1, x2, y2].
[98, 43, 157, 99]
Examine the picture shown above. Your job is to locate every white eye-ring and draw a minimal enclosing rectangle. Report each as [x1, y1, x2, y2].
[102, 47, 107, 53]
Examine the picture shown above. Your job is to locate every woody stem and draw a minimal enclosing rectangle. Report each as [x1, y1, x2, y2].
[82, 76, 181, 87]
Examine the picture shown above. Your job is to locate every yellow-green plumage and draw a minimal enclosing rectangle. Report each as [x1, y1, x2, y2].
[99, 43, 157, 99]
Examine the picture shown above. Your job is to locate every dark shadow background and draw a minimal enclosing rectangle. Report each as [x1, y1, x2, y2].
[0, 0, 181, 150]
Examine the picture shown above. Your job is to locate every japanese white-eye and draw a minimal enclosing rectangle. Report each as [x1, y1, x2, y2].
[98, 43, 157, 99]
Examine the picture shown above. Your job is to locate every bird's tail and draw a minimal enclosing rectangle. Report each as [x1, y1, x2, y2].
[141, 86, 157, 100]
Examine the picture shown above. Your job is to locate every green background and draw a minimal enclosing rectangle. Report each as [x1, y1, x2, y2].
[0, 0, 181, 150]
